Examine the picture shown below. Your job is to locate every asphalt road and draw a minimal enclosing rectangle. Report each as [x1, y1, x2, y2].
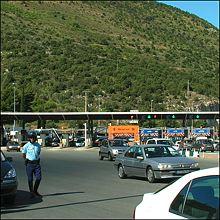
[1, 147, 219, 219]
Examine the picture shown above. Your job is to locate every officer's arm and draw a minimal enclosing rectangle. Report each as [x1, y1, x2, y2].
[22, 145, 27, 159]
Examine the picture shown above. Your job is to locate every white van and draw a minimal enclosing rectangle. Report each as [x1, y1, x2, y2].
[195, 136, 207, 141]
[146, 138, 174, 146]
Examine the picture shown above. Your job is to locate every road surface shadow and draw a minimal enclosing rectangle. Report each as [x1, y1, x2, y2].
[1, 190, 84, 211]
[1, 193, 143, 214]
[1, 190, 42, 209]
[43, 191, 84, 197]
[129, 176, 176, 184]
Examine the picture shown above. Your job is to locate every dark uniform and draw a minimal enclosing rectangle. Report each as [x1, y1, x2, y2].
[22, 131, 42, 197]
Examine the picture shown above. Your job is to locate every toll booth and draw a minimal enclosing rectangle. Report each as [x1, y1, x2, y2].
[164, 128, 188, 142]
[140, 128, 162, 144]
[191, 128, 213, 139]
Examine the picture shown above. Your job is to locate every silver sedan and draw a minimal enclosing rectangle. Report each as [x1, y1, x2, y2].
[114, 144, 200, 183]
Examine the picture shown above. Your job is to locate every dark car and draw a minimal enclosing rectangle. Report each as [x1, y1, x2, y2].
[191, 139, 215, 152]
[6, 141, 21, 152]
[99, 139, 129, 161]
[93, 136, 108, 147]
[114, 144, 200, 183]
[1, 150, 18, 204]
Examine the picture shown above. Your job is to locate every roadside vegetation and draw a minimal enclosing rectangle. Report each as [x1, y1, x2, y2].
[1, 1, 219, 128]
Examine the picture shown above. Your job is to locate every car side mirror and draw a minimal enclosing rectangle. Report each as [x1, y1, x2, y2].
[137, 156, 144, 160]
[6, 157, 13, 162]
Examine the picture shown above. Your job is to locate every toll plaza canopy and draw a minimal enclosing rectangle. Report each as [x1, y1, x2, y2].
[1, 111, 219, 123]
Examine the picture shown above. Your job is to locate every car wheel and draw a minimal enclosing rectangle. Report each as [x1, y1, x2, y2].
[147, 167, 155, 183]
[99, 152, 104, 160]
[108, 153, 113, 161]
[118, 165, 127, 179]
[3, 195, 16, 204]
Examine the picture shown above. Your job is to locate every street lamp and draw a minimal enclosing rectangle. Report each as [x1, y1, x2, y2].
[98, 95, 102, 126]
[84, 90, 90, 112]
[84, 90, 90, 147]
[151, 100, 153, 112]
[12, 82, 16, 131]
[84, 123, 87, 147]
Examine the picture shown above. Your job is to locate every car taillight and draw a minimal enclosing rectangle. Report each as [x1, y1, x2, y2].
[132, 208, 136, 220]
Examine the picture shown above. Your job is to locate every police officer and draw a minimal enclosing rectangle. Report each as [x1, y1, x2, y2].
[22, 131, 42, 198]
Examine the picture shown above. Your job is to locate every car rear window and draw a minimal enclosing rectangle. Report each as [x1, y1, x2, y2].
[110, 140, 127, 147]
[157, 140, 172, 145]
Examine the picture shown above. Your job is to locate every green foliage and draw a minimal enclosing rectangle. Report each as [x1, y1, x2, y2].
[1, 1, 219, 114]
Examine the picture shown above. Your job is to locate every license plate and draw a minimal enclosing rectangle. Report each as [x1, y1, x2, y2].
[176, 170, 189, 174]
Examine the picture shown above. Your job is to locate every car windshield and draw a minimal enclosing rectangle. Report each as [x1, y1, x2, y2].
[201, 140, 213, 144]
[144, 146, 181, 158]
[110, 140, 128, 147]
[157, 140, 172, 145]
[77, 139, 84, 143]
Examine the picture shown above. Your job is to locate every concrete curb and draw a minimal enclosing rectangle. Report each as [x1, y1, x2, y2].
[41, 146, 99, 151]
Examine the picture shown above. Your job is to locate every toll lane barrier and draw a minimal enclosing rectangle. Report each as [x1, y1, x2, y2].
[179, 148, 219, 159]
[179, 148, 200, 158]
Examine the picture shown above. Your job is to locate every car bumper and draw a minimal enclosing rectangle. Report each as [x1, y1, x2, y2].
[154, 168, 200, 179]
[1, 179, 18, 197]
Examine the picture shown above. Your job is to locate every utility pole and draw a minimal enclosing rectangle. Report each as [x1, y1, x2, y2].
[84, 91, 88, 112]
[151, 100, 153, 112]
[12, 82, 16, 132]
[98, 95, 102, 126]
[187, 80, 190, 96]
[84, 90, 90, 147]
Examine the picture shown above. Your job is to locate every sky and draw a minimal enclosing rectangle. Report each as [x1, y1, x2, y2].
[158, 1, 219, 29]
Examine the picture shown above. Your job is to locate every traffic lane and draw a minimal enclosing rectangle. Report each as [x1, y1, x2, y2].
[193, 156, 219, 168]
[1, 149, 168, 219]
[1, 149, 219, 219]
[1, 149, 161, 219]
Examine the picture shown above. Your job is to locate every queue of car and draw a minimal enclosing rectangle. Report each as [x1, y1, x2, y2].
[98, 136, 219, 219]
[2, 135, 219, 218]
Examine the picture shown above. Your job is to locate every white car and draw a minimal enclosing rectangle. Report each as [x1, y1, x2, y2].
[134, 167, 219, 219]
[146, 138, 174, 146]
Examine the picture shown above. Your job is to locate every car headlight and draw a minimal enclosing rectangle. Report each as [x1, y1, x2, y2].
[4, 168, 17, 179]
[158, 163, 172, 169]
[190, 163, 199, 168]
[112, 149, 118, 154]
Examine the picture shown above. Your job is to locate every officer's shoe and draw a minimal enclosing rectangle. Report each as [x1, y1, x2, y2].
[34, 191, 42, 197]
[30, 191, 36, 198]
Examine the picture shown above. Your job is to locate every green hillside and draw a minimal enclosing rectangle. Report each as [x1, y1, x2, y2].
[1, 1, 219, 114]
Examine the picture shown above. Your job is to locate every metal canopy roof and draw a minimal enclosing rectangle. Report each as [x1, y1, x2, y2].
[1, 111, 219, 123]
